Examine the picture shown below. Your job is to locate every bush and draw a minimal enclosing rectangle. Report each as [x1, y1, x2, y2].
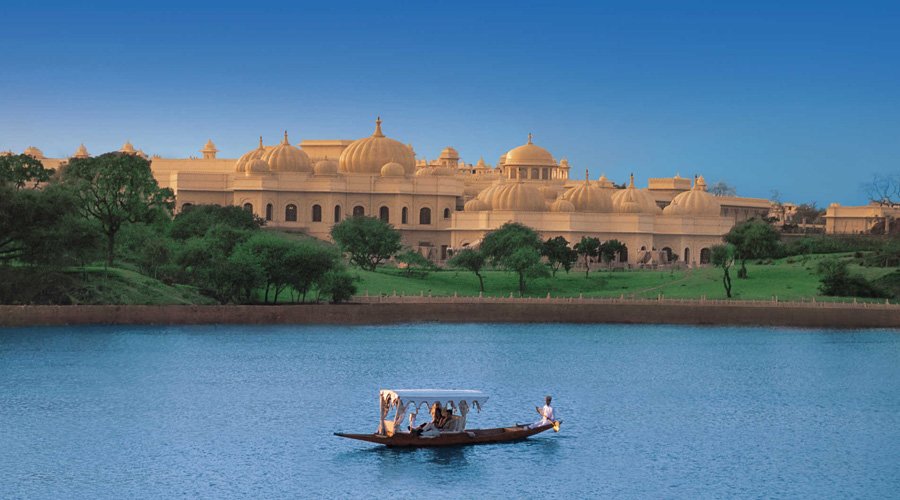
[816, 258, 888, 298]
[319, 269, 357, 303]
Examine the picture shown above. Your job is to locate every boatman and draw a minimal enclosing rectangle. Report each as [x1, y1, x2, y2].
[530, 395, 555, 429]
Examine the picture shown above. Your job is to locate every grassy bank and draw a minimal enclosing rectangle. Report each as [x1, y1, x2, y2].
[352, 254, 897, 302]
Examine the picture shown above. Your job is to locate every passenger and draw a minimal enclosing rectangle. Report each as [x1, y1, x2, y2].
[529, 395, 555, 429]
[412, 402, 444, 436]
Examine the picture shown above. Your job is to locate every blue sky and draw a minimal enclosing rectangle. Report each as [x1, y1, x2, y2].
[1, 0, 897, 205]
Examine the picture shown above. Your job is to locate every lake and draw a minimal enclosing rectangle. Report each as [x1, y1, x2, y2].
[1, 324, 898, 498]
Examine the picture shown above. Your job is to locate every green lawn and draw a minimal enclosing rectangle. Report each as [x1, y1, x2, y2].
[352, 253, 898, 302]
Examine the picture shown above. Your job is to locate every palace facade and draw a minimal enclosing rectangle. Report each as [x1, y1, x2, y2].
[9, 118, 783, 265]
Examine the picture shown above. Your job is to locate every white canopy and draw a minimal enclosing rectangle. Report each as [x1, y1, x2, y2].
[380, 389, 488, 409]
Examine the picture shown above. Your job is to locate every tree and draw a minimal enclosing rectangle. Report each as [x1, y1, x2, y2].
[541, 236, 577, 276]
[236, 232, 295, 303]
[61, 153, 174, 266]
[574, 236, 601, 277]
[330, 216, 402, 271]
[448, 248, 487, 292]
[600, 239, 626, 265]
[710, 244, 735, 298]
[481, 223, 546, 295]
[283, 242, 339, 303]
[817, 258, 887, 298]
[0, 154, 52, 190]
[395, 249, 436, 277]
[723, 218, 780, 278]
[170, 204, 263, 240]
[318, 269, 357, 303]
[864, 173, 900, 206]
[708, 181, 736, 197]
[789, 203, 825, 225]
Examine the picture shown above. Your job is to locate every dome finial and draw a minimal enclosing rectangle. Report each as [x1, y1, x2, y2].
[258, 136, 264, 149]
[527, 132, 533, 144]
[629, 173, 635, 188]
[585, 168, 590, 182]
[373, 116, 384, 137]
[283, 130, 289, 145]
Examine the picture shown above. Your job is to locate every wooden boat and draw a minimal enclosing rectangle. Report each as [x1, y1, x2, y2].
[334, 389, 561, 448]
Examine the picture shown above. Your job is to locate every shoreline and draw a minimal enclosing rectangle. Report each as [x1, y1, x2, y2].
[1, 298, 898, 329]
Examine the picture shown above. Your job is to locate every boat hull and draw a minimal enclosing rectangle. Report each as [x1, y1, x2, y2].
[335, 423, 557, 447]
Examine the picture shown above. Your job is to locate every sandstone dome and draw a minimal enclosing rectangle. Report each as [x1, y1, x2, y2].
[380, 161, 406, 177]
[314, 158, 339, 175]
[596, 174, 615, 189]
[72, 144, 90, 159]
[612, 175, 662, 214]
[244, 158, 269, 174]
[464, 198, 490, 211]
[119, 141, 137, 154]
[504, 134, 555, 167]
[235, 137, 268, 173]
[439, 146, 459, 160]
[23, 146, 45, 159]
[549, 198, 576, 213]
[663, 176, 721, 216]
[339, 118, 415, 175]
[262, 132, 311, 172]
[561, 175, 613, 212]
[539, 185, 561, 200]
[463, 184, 482, 197]
[483, 181, 546, 211]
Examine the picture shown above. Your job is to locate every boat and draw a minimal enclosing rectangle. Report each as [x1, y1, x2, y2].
[334, 389, 561, 448]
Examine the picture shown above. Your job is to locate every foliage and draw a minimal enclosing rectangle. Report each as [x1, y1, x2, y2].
[872, 270, 900, 300]
[395, 249, 436, 278]
[505, 247, 550, 295]
[708, 181, 736, 197]
[170, 204, 263, 240]
[541, 236, 577, 276]
[236, 232, 297, 303]
[318, 269, 357, 303]
[780, 236, 883, 257]
[283, 242, 340, 303]
[710, 244, 735, 298]
[724, 218, 780, 278]
[330, 216, 402, 271]
[861, 238, 900, 268]
[600, 239, 626, 264]
[816, 258, 887, 298]
[0, 154, 53, 190]
[788, 203, 826, 224]
[61, 153, 174, 266]
[481, 223, 545, 295]
[448, 248, 487, 292]
[574, 236, 601, 277]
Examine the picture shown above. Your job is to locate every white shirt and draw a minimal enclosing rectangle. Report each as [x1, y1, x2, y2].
[540, 404, 555, 424]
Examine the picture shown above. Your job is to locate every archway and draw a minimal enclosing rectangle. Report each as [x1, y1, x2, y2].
[419, 207, 431, 225]
[684, 247, 691, 264]
[379, 206, 389, 222]
[353, 205, 365, 217]
[700, 248, 711, 264]
[285, 204, 297, 222]
[312, 204, 322, 222]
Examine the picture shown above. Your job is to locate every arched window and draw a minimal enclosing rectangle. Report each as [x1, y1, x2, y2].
[379, 206, 390, 222]
[265, 203, 273, 221]
[401, 207, 409, 224]
[700, 248, 711, 264]
[419, 207, 431, 225]
[619, 246, 628, 263]
[684, 247, 692, 264]
[334, 205, 341, 223]
[243, 203, 253, 213]
[353, 205, 365, 217]
[531, 168, 539, 179]
[662, 247, 673, 262]
[312, 204, 322, 222]
[285, 204, 297, 222]
[181, 203, 193, 213]
[443, 208, 451, 219]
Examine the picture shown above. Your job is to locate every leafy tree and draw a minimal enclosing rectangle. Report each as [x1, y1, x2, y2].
[481, 223, 545, 295]
[170, 204, 263, 240]
[817, 258, 887, 298]
[600, 239, 626, 265]
[395, 249, 436, 277]
[723, 218, 780, 278]
[237, 232, 295, 303]
[61, 153, 174, 266]
[710, 244, 735, 298]
[283, 242, 339, 303]
[574, 236, 601, 277]
[448, 248, 487, 292]
[318, 268, 357, 303]
[207, 245, 264, 304]
[789, 203, 825, 225]
[330, 216, 402, 271]
[0, 154, 52, 190]
[542, 236, 577, 276]
[708, 181, 736, 197]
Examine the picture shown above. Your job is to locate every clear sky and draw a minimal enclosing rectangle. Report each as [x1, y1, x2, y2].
[1, 0, 897, 205]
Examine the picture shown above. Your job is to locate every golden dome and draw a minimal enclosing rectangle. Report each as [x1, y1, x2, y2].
[498, 153, 507, 167]
[380, 161, 406, 177]
[596, 174, 614, 189]
[663, 177, 721, 216]
[235, 137, 268, 173]
[24, 146, 45, 159]
[415, 166, 434, 176]
[464, 198, 490, 211]
[73, 144, 90, 159]
[262, 131, 311, 172]
[463, 185, 482, 197]
[559, 158, 570, 169]
[696, 175, 708, 191]
[539, 185, 561, 200]
[201, 139, 218, 153]
[476, 157, 487, 168]
[611, 174, 662, 214]
[549, 198, 576, 212]
[561, 177, 614, 212]
[120, 141, 136, 154]
[314, 158, 339, 175]
[439, 146, 459, 160]
[504, 134, 555, 167]
[483, 181, 546, 211]
[339, 117, 415, 175]
[245, 158, 269, 174]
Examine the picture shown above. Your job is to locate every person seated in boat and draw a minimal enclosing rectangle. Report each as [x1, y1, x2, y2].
[412, 402, 445, 435]
[437, 406, 454, 430]
[529, 395, 555, 429]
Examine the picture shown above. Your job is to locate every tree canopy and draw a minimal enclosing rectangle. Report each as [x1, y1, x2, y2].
[723, 218, 780, 278]
[0, 153, 53, 190]
[448, 248, 487, 292]
[710, 243, 735, 298]
[481, 223, 546, 295]
[574, 236, 601, 277]
[542, 236, 577, 276]
[330, 216, 402, 271]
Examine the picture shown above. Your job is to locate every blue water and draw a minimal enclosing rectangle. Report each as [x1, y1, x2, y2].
[1, 324, 899, 498]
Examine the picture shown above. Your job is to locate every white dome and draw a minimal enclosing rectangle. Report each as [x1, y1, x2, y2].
[561, 180, 614, 212]
[245, 158, 269, 174]
[504, 134, 555, 167]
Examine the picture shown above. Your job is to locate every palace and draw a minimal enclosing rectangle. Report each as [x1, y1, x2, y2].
[10, 118, 786, 266]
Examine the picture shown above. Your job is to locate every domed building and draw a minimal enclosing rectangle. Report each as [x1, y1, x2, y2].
[339, 118, 416, 175]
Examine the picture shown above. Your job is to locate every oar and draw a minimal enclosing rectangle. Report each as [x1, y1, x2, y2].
[535, 407, 561, 432]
